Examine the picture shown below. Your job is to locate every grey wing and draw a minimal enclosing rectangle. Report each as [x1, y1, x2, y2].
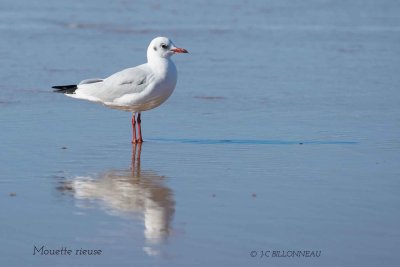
[76, 65, 153, 102]
[103, 66, 152, 98]
[78, 78, 104, 85]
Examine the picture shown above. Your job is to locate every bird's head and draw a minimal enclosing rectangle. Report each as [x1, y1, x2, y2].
[147, 37, 188, 60]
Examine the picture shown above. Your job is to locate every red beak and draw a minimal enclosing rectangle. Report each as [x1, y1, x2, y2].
[171, 47, 189, 53]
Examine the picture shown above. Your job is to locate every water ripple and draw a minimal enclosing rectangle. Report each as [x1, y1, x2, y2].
[148, 138, 358, 145]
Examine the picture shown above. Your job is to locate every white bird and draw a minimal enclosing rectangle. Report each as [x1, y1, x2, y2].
[53, 36, 188, 143]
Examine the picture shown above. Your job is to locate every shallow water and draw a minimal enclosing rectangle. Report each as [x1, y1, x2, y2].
[1, 0, 400, 266]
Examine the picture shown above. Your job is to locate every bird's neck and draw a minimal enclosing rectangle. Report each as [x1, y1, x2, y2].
[148, 57, 174, 77]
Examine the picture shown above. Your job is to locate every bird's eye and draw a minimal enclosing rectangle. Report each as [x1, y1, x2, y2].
[161, 44, 168, 49]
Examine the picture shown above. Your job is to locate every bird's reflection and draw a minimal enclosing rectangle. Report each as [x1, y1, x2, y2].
[58, 143, 175, 254]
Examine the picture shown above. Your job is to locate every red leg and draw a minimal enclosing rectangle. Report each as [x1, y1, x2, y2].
[137, 112, 143, 143]
[131, 113, 137, 144]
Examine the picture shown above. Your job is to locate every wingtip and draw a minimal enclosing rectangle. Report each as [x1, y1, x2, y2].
[52, 84, 78, 94]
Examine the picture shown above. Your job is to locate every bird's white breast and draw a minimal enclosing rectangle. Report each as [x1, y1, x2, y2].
[112, 60, 178, 112]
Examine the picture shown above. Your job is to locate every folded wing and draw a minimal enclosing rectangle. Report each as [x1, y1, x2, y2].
[74, 65, 153, 103]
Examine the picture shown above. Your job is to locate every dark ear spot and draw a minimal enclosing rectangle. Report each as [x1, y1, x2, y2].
[153, 46, 157, 51]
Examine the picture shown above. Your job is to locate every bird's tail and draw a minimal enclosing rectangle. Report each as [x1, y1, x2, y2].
[52, 84, 78, 94]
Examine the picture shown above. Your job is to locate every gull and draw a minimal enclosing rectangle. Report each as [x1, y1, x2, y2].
[53, 36, 188, 143]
